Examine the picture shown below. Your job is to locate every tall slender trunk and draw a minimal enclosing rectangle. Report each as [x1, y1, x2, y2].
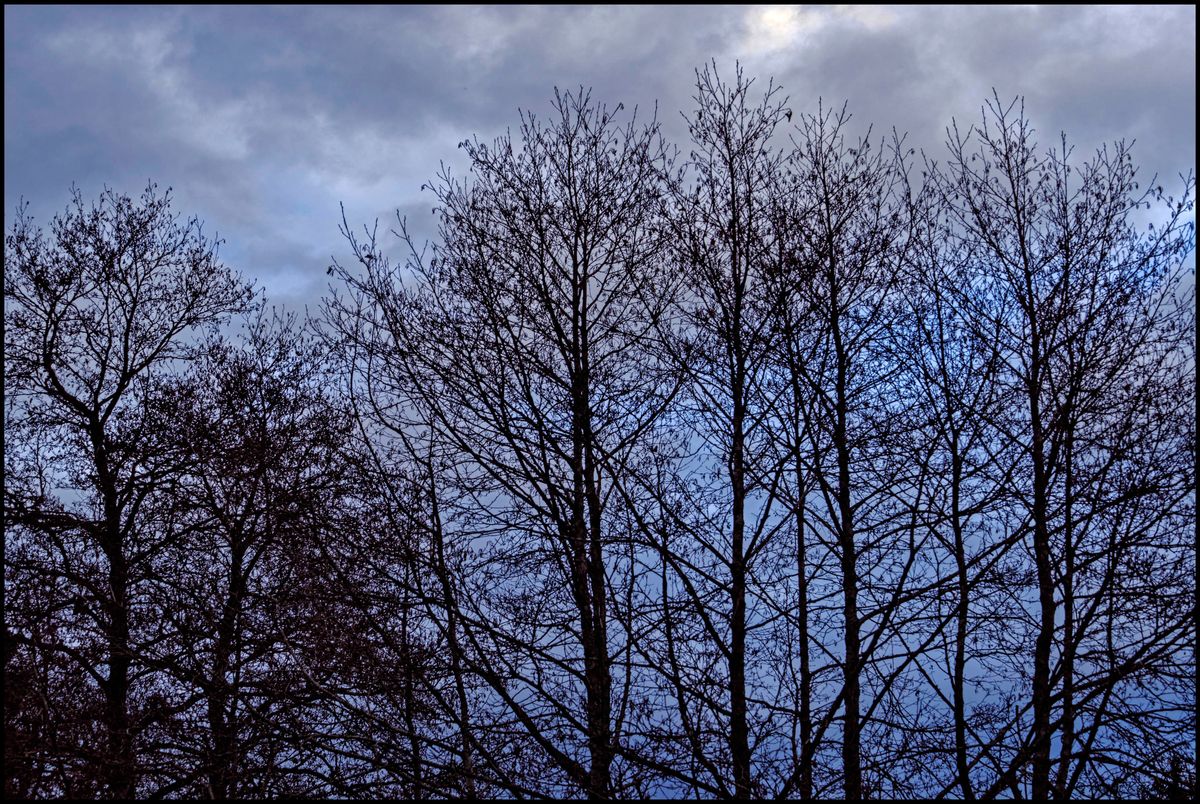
[794, 449, 813, 800]
[830, 257, 862, 801]
[950, 432, 974, 800]
[400, 574, 423, 799]
[1055, 422, 1076, 797]
[726, 156, 752, 801]
[788, 349, 813, 800]
[583, 402, 612, 799]
[92, 422, 135, 799]
[836, 405, 861, 801]
[730, 378, 750, 798]
[103, 541, 134, 800]
[573, 269, 611, 799]
[429, 468, 476, 798]
[207, 543, 245, 799]
[1028, 330, 1055, 801]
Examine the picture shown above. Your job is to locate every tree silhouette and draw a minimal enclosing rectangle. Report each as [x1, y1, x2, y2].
[5, 184, 254, 797]
[4, 73, 1194, 801]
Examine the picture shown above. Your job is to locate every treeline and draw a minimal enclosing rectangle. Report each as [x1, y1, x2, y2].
[4, 65, 1196, 800]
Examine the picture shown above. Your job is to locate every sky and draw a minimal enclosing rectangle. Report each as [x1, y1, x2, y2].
[5, 5, 1196, 313]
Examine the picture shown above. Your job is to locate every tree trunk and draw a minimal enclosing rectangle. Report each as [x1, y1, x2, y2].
[950, 433, 974, 800]
[730, 388, 750, 798]
[93, 423, 135, 800]
[831, 257, 862, 801]
[574, 279, 611, 799]
[207, 543, 244, 800]
[793, 407, 813, 800]
[1055, 421, 1076, 797]
[1028, 346, 1055, 801]
[429, 468, 476, 798]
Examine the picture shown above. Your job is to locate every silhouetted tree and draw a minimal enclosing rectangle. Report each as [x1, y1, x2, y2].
[327, 87, 678, 799]
[135, 311, 354, 798]
[4, 185, 255, 798]
[658, 62, 789, 799]
[935, 94, 1195, 800]
[5, 70, 1194, 803]
[767, 101, 922, 800]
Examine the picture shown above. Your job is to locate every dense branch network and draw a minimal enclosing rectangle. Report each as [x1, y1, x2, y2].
[5, 73, 1195, 801]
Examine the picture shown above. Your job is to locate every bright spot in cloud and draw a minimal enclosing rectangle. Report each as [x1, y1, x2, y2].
[741, 5, 898, 57]
[743, 6, 811, 54]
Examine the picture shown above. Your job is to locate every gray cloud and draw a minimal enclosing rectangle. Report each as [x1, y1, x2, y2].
[6, 5, 1195, 312]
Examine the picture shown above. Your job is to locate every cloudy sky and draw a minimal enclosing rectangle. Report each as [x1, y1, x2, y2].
[5, 5, 1195, 311]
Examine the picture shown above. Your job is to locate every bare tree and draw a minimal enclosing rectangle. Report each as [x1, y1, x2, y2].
[4, 185, 255, 798]
[892, 157, 1018, 800]
[133, 311, 354, 798]
[769, 101, 920, 800]
[935, 94, 1195, 800]
[5, 74, 1193, 803]
[326, 87, 678, 799]
[657, 62, 789, 798]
